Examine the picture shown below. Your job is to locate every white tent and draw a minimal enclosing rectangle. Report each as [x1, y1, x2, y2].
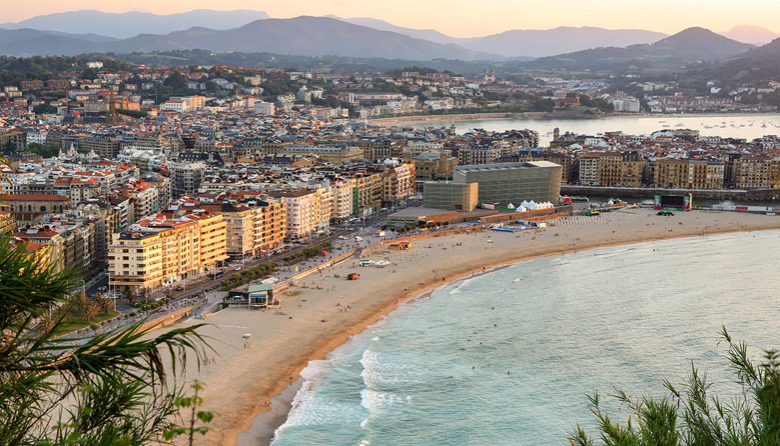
[507, 203, 515, 209]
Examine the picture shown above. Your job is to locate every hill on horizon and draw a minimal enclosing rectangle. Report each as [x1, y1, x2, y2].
[0, 9, 270, 38]
[0, 16, 502, 60]
[460, 26, 668, 58]
[720, 25, 780, 45]
[525, 27, 753, 71]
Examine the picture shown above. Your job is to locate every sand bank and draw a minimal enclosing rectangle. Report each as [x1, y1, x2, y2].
[164, 209, 780, 445]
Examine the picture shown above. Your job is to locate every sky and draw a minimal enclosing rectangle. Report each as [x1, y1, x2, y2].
[3, 0, 780, 37]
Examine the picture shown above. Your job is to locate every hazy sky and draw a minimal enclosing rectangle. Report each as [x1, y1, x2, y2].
[4, 0, 779, 37]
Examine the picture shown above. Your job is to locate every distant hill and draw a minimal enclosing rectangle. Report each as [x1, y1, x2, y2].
[0, 16, 501, 60]
[720, 25, 780, 45]
[694, 37, 780, 83]
[326, 21, 668, 58]
[327, 16, 460, 45]
[0, 9, 270, 38]
[0, 28, 103, 56]
[526, 27, 753, 71]
[97, 16, 500, 61]
[460, 26, 668, 58]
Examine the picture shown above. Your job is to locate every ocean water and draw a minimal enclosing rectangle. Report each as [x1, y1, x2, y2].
[269, 231, 780, 446]
[413, 115, 780, 146]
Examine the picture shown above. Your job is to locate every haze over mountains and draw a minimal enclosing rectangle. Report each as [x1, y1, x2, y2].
[0, 9, 270, 38]
[720, 25, 780, 45]
[0, 9, 776, 63]
[526, 27, 755, 70]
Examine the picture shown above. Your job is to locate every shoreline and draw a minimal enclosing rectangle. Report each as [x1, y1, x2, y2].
[229, 220, 780, 446]
[173, 210, 780, 446]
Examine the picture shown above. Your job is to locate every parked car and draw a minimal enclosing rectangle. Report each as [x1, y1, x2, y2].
[657, 209, 675, 216]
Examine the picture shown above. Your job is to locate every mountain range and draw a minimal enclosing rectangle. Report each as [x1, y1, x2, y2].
[0, 10, 774, 64]
[524, 27, 754, 71]
[329, 18, 669, 58]
[0, 9, 270, 39]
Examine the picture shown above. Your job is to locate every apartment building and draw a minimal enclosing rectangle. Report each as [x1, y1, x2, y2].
[169, 161, 206, 197]
[108, 231, 164, 292]
[413, 152, 458, 181]
[352, 173, 383, 216]
[578, 153, 601, 185]
[597, 151, 645, 187]
[330, 180, 356, 222]
[382, 161, 416, 206]
[654, 158, 690, 189]
[654, 158, 726, 189]
[109, 207, 228, 292]
[267, 190, 324, 240]
[119, 179, 159, 221]
[734, 156, 779, 189]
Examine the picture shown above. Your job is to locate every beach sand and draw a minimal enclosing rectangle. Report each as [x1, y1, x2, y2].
[162, 209, 780, 446]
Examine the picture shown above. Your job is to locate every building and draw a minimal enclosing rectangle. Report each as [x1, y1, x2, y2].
[453, 162, 562, 205]
[423, 182, 479, 212]
[734, 156, 778, 189]
[4, 194, 71, 224]
[109, 208, 229, 293]
[414, 152, 458, 181]
[654, 158, 726, 189]
[381, 160, 416, 206]
[578, 153, 602, 186]
[119, 179, 159, 221]
[266, 190, 324, 240]
[169, 161, 206, 197]
[279, 145, 363, 165]
[108, 231, 164, 292]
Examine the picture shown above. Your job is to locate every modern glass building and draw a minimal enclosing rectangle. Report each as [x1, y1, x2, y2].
[452, 161, 562, 205]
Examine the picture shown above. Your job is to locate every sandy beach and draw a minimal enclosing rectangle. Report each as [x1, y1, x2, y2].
[163, 208, 780, 445]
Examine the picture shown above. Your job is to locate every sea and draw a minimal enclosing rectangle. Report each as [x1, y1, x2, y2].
[412, 114, 780, 146]
[266, 230, 780, 446]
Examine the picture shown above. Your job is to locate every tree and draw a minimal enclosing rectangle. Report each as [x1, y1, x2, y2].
[33, 103, 57, 115]
[73, 291, 90, 315]
[81, 67, 98, 80]
[571, 328, 780, 446]
[163, 70, 187, 92]
[0, 233, 211, 445]
[95, 293, 113, 314]
[123, 287, 137, 304]
[83, 301, 100, 322]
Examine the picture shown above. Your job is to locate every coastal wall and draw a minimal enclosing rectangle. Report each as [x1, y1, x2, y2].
[561, 185, 780, 202]
[138, 306, 194, 332]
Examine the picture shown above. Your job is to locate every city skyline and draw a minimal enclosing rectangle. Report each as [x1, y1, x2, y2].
[2, 0, 780, 38]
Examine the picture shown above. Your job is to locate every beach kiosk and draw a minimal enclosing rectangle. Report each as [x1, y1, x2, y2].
[247, 283, 275, 310]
